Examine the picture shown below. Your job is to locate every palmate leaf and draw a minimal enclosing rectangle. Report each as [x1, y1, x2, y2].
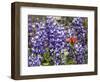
[42, 62, 50, 66]
[42, 51, 52, 66]
[67, 59, 75, 64]
[66, 55, 75, 64]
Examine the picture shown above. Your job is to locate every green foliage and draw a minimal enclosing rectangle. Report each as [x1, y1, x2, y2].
[66, 55, 75, 64]
[83, 18, 88, 28]
[41, 51, 52, 66]
[67, 59, 75, 64]
[70, 42, 74, 47]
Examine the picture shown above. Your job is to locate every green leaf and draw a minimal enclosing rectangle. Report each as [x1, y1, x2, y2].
[66, 56, 75, 64]
[67, 59, 74, 64]
[42, 62, 49, 66]
[41, 51, 52, 66]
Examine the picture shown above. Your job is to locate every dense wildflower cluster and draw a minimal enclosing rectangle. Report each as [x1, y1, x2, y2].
[66, 18, 88, 64]
[28, 15, 88, 66]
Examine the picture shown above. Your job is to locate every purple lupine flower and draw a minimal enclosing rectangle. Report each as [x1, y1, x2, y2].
[68, 17, 88, 64]
[28, 16, 48, 66]
[28, 16, 88, 66]
[46, 16, 67, 65]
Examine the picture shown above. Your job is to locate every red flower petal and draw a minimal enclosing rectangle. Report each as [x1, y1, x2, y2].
[66, 37, 77, 44]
